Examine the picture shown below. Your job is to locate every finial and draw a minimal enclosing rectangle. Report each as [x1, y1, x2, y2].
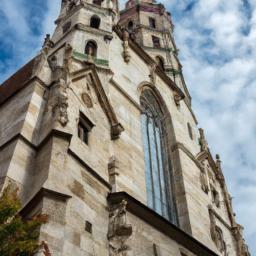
[42, 34, 54, 51]
[199, 128, 208, 152]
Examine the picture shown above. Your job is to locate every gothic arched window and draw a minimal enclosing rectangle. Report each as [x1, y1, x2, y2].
[140, 88, 177, 223]
[85, 41, 97, 58]
[90, 15, 101, 29]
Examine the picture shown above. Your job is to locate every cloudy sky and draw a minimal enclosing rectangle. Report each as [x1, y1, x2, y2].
[0, 0, 255, 253]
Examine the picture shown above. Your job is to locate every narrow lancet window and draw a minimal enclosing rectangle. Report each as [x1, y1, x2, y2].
[140, 88, 177, 224]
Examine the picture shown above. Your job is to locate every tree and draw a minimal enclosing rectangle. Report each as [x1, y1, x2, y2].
[0, 186, 48, 256]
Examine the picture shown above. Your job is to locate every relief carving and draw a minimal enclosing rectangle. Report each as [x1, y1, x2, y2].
[52, 78, 69, 126]
[232, 225, 251, 256]
[209, 206, 227, 255]
[173, 91, 182, 107]
[81, 92, 93, 108]
[149, 64, 157, 85]
[122, 29, 131, 63]
[108, 200, 133, 256]
[200, 164, 209, 194]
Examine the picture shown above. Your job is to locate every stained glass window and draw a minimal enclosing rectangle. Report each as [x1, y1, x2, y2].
[140, 89, 177, 223]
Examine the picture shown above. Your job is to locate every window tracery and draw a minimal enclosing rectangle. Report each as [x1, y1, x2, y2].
[140, 88, 177, 223]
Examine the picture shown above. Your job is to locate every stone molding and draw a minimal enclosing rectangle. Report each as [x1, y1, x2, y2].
[108, 192, 218, 256]
[20, 187, 72, 218]
[113, 25, 185, 101]
[172, 142, 204, 173]
[68, 147, 111, 190]
[71, 65, 124, 140]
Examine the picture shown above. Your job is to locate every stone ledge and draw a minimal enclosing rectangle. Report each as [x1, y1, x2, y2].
[107, 192, 218, 256]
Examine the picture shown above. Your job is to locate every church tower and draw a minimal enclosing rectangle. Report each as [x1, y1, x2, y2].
[119, 0, 191, 100]
[0, 0, 250, 255]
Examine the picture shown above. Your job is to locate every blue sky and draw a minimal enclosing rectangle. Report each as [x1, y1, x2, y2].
[0, 0, 255, 254]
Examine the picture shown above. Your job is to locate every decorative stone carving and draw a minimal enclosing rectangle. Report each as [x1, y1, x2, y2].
[215, 154, 225, 185]
[111, 123, 125, 140]
[149, 64, 157, 85]
[66, 0, 81, 11]
[108, 156, 119, 193]
[81, 92, 93, 108]
[42, 34, 54, 53]
[52, 78, 69, 126]
[199, 128, 208, 152]
[108, 200, 133, 256]
[122, 29, 131, 63]
[200, 164, 209, 194]
[209, 206, 226, 254]
[173, 91, 182, 107]
[232, 225, 251, 256]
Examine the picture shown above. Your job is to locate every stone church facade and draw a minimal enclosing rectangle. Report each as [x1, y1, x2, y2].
[0, 0, 250, 255]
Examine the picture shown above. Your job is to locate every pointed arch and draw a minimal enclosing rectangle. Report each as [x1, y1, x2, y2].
[139, 83, 178, 224]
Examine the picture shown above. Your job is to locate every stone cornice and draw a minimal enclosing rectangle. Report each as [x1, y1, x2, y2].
[108, 192, 218, 256]
[20, 187, 72, 218]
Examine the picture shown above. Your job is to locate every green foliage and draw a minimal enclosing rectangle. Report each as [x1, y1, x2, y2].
[0, 186, 47, 256]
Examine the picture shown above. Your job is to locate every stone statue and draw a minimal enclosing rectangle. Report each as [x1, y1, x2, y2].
[108, 200, 133, 256]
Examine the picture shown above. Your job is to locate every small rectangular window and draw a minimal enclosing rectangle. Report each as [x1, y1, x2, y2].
[152, 36, 161, 48]
[78, 112, 94, 144]
[149, 17, 156, 29]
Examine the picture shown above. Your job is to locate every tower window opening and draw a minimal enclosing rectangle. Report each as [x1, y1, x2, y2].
[78, 112, 94, 145]
[149, 17, 156, 29]
[90, 15, 101, 29]
[85, 41, 98, 58]
[155, 56, 165, 71]
[152, 36, 161, 48]
[128, 20, 134, 31]
[93, 0, 102, 6]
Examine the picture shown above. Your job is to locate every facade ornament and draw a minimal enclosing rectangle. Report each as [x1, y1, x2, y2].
[52, 79, 69, 126]
[66, 0, 81, 11]
[173, 91, 182, 107]
[209, 205, 217, 243]
[108, 200, 133, 256]
[42, 34, 54, 53]
[81, 92, 93, 108]
[122, 29, 131, 63]
[111, 123, 125, 140]
[199, 128, 208, 152]
[200, 162, 209, 194]
[215, 154, 225, 185]
[149, 63, 157, 85]
[209, 206, 227, 254]
[232, 225, 251, 256]
[108, 156, 119, 193]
